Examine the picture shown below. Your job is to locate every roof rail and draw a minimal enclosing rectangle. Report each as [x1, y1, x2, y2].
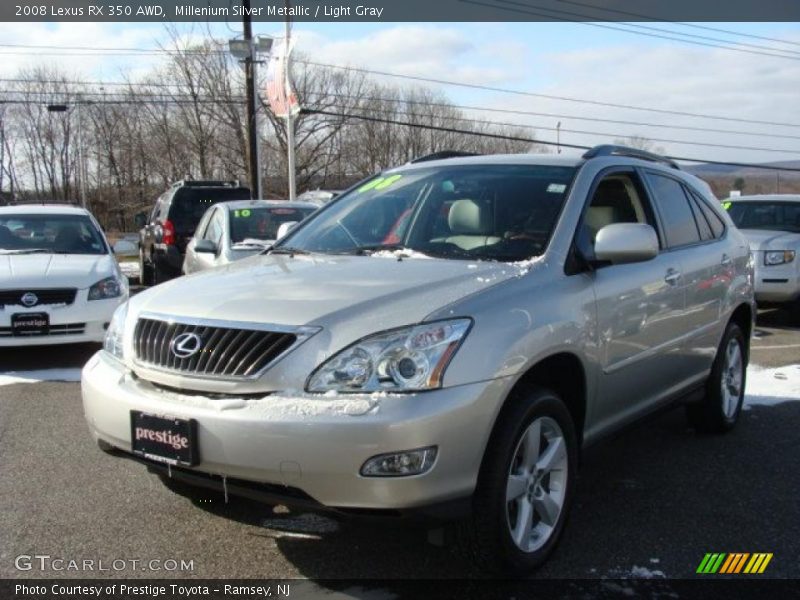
[409, 151, 480, 164]
[582, 145, 680, 170]
[171, 180, 243, 188]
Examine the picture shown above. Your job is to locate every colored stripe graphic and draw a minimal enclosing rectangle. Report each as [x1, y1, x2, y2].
[698, 552, 772, 574]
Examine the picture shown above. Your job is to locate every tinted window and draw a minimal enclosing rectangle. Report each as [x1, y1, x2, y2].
[0, 213, 106, 255]
[685, 188, 713, 241]
[646, 173, 701, 248]
[283, 165, 577, 262]
[726, 202, 800, 234]
[169, 187, 251, 231]
[690, 190, 725, 239]
[230, 206, 316, 243]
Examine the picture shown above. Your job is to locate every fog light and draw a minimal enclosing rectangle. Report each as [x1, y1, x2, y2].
[360, 446, 437, 477]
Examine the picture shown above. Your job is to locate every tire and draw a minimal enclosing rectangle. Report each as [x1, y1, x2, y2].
[687, 322, 747, 433]
[152, 262, 171, 286]
[453, 388, 578, 574]
[138, 250, 153, 286]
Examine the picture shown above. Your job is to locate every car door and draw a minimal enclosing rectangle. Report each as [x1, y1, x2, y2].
[641, 170, 715, 389]
[647, 174, 731, 380]
[584, 169, 692, 433]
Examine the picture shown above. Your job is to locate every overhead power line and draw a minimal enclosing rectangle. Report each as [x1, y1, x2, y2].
[554, 0, 800, 48]
[297, 59, 800, 129]
[304, 108, 800, 172]
[469, 0, 800, 62]
[2, 42, 799, 128]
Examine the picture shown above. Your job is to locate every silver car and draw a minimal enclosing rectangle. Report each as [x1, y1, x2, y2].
[724, 194, 800, 306]
[82, 146, 754, 573]
[182, 200, 318, 274]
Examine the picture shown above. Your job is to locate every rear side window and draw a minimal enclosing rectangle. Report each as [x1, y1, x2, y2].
[690, 191, 726, 238]
[645, 173, 701, 248]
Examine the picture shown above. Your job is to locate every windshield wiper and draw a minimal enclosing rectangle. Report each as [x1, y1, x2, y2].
[340, 243, 407, 256]
[268, 246, 310, 256]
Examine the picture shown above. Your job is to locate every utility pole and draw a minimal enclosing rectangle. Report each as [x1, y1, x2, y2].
[76, 97, 87, 209]
[242, 0, 261, 199]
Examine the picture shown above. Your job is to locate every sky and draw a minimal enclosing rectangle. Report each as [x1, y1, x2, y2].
[1, 20, 799, 165]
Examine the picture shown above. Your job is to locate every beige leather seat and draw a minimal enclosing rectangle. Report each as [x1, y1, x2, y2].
[439, 199, 501, 250]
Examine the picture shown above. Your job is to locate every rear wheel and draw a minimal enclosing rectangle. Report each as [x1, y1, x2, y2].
[687, 322, 747, 433]
[138, 250, 153, 286]
[454, 388, 577, 574]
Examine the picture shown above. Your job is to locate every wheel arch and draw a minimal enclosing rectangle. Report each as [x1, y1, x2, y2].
[728, 302, 753, 364]
[487, 352, 588, 455]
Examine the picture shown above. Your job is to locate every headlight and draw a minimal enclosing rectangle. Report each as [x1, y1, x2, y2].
[764, 250, 795, 266]
[88, 276, 125, 300]
[307, 319, 472, 393]
[103, 302, 128, 360]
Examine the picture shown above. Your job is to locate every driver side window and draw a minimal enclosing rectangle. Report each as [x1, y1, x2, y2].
[583, 173, 657, 248]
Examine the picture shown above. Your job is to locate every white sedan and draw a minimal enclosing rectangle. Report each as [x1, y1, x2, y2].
[725, 194, 800, 305]
[0, 205, 129, 346]
[182, 200, 318, 274]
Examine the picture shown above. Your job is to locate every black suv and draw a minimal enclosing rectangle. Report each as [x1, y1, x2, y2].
[136, 180, 250, 285]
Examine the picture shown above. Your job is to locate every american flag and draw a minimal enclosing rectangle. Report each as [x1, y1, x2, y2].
[264, 38, 299, 118]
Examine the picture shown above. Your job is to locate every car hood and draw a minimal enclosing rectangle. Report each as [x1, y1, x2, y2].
[0, 253, 117, 289]
[132, 252, 529, 329]
[741, 229, 800, 252]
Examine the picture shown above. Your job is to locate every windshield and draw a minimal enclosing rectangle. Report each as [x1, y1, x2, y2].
[727, 202, 800, 234]
[279, 164, 577, 261]
[0, 213, 107, 255]
[230, 206, 316, 243]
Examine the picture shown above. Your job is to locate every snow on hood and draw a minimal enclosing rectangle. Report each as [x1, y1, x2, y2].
[740, 229, 800, 252]
[130, 252, 527, 329]
[0, 253, 118, 289]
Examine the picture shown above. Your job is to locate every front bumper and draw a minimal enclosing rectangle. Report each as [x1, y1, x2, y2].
[0, 294, 125, 346]
[753, 263, 800, 304]
[82, 351, 507, 513]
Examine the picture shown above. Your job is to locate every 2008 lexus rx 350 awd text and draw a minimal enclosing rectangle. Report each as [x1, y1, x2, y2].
[82, 146, 755, 573]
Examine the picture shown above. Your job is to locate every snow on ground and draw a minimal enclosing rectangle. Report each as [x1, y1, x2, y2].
[118, 261, 140, 279]
[0, 368, 82, 387]
[261, 513, 340, 539]
[744, 364, 800, 408]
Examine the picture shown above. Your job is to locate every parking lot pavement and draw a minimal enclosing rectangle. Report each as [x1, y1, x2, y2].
[1, 308, 798, 581]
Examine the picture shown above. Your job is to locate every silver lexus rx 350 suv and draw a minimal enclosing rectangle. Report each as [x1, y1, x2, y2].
[82, 146, 755, 573]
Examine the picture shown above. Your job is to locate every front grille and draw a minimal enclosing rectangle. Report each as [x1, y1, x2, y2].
[134, 317, 298, 378]
[0, 322, 85, 337]
[0, 288, 77, 308]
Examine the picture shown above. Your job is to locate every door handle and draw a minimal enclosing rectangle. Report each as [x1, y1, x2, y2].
[721, 254, 733, 266]
[664, 269, 682, 285]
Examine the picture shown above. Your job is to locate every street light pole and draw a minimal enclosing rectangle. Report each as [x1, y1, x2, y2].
[242, 0, 261, 199]
[285, 9, 296, 201]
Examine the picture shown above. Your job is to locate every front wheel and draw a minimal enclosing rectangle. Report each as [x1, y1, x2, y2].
[687, 322, 747, 433]
[454, 388, 578, 574]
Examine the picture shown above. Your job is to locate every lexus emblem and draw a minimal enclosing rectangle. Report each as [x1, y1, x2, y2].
[170, 332, 203, 359]
[20, 292, 38, 307]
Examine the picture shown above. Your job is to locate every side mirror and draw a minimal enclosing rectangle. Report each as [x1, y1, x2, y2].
[113, 240, 138, 256]
[194, 239, 218, 254]
[594, 223, 658, 265]
[276, 221, 299, 239]
[133, 212, 147, 229]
